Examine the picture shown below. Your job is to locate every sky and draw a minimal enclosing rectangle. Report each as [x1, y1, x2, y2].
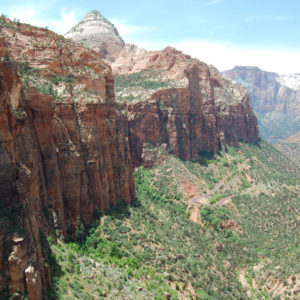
[1, 0, 300, 74]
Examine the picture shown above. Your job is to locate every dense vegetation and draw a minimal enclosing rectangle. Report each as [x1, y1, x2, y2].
[114, 70, 182, 103]
[115, 71, 173, 91]
[47, 140, 300, 299]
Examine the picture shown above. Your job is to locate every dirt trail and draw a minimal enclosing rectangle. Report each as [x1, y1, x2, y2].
[188, 159, 250, 223]
[190, 204, 202, 224]
[215, 196, 232, 206]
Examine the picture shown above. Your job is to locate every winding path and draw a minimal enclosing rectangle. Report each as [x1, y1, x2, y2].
[188, 159, 250, 223]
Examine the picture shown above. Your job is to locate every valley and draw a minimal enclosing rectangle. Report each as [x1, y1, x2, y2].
[46, 141, 300, 299]
[0, 8, 300, 300]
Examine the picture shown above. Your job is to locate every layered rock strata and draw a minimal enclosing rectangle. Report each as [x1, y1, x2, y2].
[222, 67, 300, 142]
[65, 12, 259, 167]
[0, 17, 135, 298]
[222, 66, 300, 115]
[113, 47, 259, 167]
[65, 10, 125, 62]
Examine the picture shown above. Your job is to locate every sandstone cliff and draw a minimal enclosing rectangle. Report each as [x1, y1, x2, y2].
[0, 17, 135, 299]
[222, 66, 300, 142]
[222, 66, 300, 114]
[65, 12, 259, 167]
[113, 46, 259, 167]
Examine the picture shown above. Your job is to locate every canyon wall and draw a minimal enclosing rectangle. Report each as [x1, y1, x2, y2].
[0, 17, 135, 299]
[222, 66, 300, 115]
[0, 13, 260, 298]
[65, 11, 259, 167]
[0, 59, 51, 300]
[113, 47, 259, 167]
[222, 66, 300, 142]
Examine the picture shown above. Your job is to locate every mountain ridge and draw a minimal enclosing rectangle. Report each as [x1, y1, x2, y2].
[65, 10, 259, 167]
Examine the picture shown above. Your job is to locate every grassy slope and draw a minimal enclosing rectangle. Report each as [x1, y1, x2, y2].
[48, 141, 300, 300]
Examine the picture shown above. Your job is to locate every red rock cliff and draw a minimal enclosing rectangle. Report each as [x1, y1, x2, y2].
[0, 17, 135, 299]
[64, 12, 259, 167]
[113, 46, 259, 167]
[222, 66, 300, 115]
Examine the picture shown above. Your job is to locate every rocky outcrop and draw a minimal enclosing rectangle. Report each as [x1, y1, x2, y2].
[114, 47, 259, 167]
[0, 17, 135, 298]
[65, 10, 125, 62]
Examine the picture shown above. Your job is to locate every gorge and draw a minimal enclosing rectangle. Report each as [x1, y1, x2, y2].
[1, 10, 299, 300]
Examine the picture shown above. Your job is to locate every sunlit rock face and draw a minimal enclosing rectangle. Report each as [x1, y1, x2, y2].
[65, 10, 125, 62]
[0, 16, 135, 298]
[222, 66, 300, 142]
[113, 47, 259, 167]
[222, 66, 300, 115]
[65, 11, 259, 167]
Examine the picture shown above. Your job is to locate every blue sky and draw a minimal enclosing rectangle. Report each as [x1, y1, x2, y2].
[1, 0, 300, 74]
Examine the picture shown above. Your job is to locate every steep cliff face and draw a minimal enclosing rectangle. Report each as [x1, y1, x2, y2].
[222, 66, 300, 114]
[113, 47, 259, 167]
[0, 17, 135, 298]
[0, 60, 50, 300]
[222, 66, 300, 143]
[65, 12, 259, 167]
[65, 10, 125, 62]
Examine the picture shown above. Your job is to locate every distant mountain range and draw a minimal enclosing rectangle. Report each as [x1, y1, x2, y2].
[222, 66, 300, 143]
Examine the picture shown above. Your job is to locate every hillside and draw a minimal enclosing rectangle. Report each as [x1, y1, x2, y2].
[276, 132, 300, 165]
[222, 66, 300, 143]
[46, 140, 300, 299]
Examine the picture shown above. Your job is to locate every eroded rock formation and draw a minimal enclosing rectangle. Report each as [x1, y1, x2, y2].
[65, 12, 259, 167]
[222, 66, 300, 142]
[113, 47, 259, 167]
[65, 10, 125, 62]
[0, 17, 135, 298]
[222, 66, 300, 115]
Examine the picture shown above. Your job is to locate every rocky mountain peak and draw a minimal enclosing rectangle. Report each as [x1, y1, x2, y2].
[64, 10, 124, 61]
[83, 9, 104, 22]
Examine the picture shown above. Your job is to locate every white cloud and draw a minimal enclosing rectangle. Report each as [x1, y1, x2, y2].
[8, 5, 79, 34]
[110, 18, 156, 40]
[172, 39, 300, 74]
[49, 10, 80, 34]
